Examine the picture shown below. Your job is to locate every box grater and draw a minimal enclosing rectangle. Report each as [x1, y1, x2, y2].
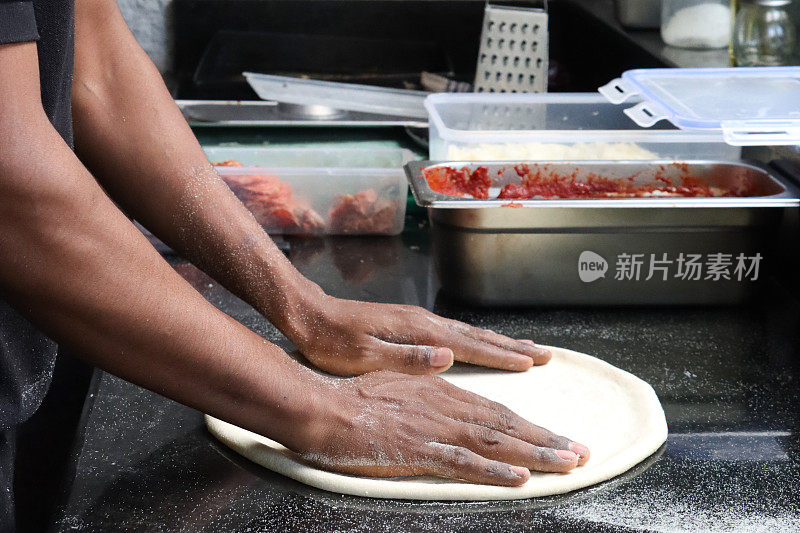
[474, 3, 549, 93]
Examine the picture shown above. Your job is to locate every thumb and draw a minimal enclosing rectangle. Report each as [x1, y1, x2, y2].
[377, 342, 454, 374]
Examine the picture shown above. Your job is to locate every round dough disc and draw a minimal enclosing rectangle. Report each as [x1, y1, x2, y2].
[206, 345, 668, 501]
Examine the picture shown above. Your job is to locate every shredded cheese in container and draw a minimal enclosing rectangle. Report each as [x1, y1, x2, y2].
[447, 142, 659, 161]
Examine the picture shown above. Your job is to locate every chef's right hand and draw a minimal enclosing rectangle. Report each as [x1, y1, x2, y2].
[298, 370, 590, 486]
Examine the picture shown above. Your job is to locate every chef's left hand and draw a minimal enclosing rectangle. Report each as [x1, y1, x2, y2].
[283, 293, 551, 376]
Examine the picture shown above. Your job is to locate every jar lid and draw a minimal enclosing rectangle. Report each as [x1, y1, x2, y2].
[755, 0, 791, 6]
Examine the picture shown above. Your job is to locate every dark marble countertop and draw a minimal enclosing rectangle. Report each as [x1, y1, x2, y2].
[52, 218, 800, 532]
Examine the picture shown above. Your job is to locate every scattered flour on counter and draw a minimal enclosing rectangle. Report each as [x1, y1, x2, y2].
[447, 142, 659, 161]
[548, 488, 800, 533]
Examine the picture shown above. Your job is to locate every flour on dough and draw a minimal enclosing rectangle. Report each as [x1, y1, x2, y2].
[206, 345, 668, 501]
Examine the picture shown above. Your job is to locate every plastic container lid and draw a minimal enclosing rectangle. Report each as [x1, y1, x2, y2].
[599, 67, 800, 146]
[244, 72, 428, 119]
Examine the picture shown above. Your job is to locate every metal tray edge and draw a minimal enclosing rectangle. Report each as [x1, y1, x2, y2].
[403, 159, 800, 209]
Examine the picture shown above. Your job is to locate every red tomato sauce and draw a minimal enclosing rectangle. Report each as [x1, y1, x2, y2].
[425, 164, 755, 200]
[424, 166, 493, 199]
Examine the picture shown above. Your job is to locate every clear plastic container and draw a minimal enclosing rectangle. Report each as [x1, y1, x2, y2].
[661, 0, 731, 49]
[425, 93, 740, 161]
[205, 147, 411, 235]
[204, 146, 413, 168]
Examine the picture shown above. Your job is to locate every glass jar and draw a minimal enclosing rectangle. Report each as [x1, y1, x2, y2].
[733, 0, 797, 65]
[661, 0, 733, 49]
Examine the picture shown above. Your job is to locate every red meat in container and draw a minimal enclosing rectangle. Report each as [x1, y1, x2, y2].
[213, 160, 399, 235]
[212, 160, 325, 233]
[329, 190, 398, 234]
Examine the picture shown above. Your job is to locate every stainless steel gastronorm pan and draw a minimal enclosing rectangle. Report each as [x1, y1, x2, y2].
[405, 160, 800, 306]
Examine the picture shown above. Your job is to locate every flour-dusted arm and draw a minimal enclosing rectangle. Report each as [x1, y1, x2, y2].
[0, 39, 587, 485]
[70, 0, 553, 377]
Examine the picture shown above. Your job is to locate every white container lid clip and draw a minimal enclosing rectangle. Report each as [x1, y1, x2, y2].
[599, 67, 800, 146]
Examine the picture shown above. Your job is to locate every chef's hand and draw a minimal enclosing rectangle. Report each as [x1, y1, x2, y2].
[283, 293, 551, 376]
[298, 370, 590, 484]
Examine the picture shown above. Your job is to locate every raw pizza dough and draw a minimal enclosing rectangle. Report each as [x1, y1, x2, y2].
[206, 345, 668, 501]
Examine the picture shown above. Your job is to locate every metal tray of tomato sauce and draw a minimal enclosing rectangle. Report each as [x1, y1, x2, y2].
[404, 160, 800, 306]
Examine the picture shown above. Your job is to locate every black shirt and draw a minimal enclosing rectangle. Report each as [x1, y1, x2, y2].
[0, 0, 74, 429]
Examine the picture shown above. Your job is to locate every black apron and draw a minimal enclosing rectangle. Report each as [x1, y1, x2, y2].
[0, 1, 75, 530]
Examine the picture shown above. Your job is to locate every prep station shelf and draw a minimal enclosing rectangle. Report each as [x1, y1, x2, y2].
[53, 220, 800, 532]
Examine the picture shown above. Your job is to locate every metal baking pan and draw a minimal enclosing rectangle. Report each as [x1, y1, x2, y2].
[405, 160, 800, 306]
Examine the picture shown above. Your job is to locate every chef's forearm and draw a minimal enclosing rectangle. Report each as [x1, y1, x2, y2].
[0, 131, 323, 448]
[0, 42, 323, 449]
[70, 0, 321, 339]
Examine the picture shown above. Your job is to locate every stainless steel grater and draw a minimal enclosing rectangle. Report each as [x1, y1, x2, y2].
[474, 3, 549, 93]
